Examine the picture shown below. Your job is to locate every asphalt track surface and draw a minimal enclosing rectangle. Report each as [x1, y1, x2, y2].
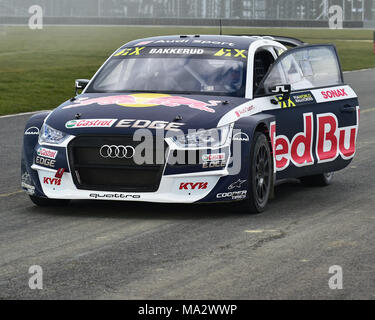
[0, 70, 374, 300]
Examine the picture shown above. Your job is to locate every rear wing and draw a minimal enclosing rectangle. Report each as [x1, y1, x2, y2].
[232, 35, 305, 47]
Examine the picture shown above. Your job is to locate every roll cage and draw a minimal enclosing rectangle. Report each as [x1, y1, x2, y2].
[245, 38, 288, 99]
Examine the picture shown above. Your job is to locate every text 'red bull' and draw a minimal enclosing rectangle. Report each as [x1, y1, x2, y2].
[270, 108, 359, 171]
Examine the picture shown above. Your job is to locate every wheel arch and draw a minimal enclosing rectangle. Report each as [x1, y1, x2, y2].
[234, 112, 275, 148]
[255, 121, 272, 149]
[234, 113, 276, 200]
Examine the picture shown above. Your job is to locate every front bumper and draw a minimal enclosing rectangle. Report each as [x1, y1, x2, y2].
[23, 131, 249, 204]
[22, 117, 253, 204]
[32, 163, 226, 203]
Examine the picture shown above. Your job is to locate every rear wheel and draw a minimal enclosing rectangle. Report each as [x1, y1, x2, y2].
[29, 195, 70, 207]
[300, 172, 334, 187]
[235, 132, 272, 213]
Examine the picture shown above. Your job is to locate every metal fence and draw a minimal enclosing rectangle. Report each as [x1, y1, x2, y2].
[0, 0, 374, 22]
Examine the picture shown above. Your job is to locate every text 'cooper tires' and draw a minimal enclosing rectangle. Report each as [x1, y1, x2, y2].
[300, 172, 334, 187]
[29, 195, 70, 207]
[237, 131, 272, 214]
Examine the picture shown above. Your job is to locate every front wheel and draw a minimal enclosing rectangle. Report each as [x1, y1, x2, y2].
[300, 172, 334, 187]
[235, 132, 272, 214]
[29, 195, 70, 207]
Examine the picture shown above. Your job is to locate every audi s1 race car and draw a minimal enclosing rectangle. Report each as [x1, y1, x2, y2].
[21, 34, 359, 213]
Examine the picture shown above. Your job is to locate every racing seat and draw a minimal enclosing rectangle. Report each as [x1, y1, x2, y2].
[253, 50, 275, 93]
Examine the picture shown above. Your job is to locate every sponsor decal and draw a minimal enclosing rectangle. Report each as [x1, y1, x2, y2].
[270, 113, 314, 170]
[232, 132, 249, 142]
[43, 177, 61, 186]
[292, 92, 315, 104]
[271, 85, 291, 94]
[179, 182, 208, 190]
[21, 172, 35, 195]
[228, 179, 246, 190]
[37, 147, 58, 159]
[316, 112, 358, 163]
[25, 127, 40, 135]
[55, 168, 66, 179]
[152, 39, 190, 45]
[312, 86, 356, 103]
[21, 172, 30, 185]
[116, 119, 185, 132]
[270, 108, 359, 171]
[99, 145, 135, 159]
[217, 190, 247, 200]
[35, 156, 56, 168]
[90, 193, 140, 199]
[21, 181, 35, 195]
[192, 40, 235, 47]
[114, 47, 145, 56]
[202, 153, 226, 169]
[149, 48, 204, 55]
[202, 153, 225, 162]
[146, 39, 236, 47]
[276, 95, 296, 108]
[64, 94, 220, 113]
[214, 48, 247, 58]
[202, 161, 226, 169]
[65, 119, 117, 129]
[321, 88, 348, 100]
[134, 41, 153, 46]
[235, 105, 254, 118]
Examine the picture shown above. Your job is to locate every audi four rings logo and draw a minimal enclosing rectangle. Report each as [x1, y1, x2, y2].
[99, 145, 135, 159]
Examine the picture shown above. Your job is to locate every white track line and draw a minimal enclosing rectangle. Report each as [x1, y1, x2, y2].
[0, 110, 50, 119]
[344, 67, 375, 73]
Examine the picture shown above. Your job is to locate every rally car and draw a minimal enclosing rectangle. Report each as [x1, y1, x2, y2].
[21, 34, 359, 213]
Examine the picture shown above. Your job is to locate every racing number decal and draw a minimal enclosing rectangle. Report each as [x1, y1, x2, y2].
[114, 47, 146, 56]
[214, 48, 247, 58]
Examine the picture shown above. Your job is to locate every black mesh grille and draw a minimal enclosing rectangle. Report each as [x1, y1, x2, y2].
[68, 136, 166, 192]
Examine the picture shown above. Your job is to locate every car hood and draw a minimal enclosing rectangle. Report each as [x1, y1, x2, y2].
[46, 93, 251, 135]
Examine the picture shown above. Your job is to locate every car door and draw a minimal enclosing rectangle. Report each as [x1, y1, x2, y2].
[255, 44, 359, 180]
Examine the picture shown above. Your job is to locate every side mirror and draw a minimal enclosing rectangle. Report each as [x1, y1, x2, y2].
[269, 84, 291, 101]
[75, 79, 90, 95]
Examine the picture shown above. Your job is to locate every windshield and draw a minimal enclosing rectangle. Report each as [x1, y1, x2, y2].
[86, 47, 247, 97]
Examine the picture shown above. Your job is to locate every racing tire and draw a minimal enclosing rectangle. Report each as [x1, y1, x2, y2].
[300, 172, 334, 187]
[29, 195, 70, 207]
[235, 132, 272, 214]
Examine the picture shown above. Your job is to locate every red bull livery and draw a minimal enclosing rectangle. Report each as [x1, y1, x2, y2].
[21, 34, 359, 213]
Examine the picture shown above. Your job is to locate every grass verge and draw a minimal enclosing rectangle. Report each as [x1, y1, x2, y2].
[0, 26, 374, 115]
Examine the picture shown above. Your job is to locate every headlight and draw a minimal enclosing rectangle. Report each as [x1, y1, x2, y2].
[39, 123, 69, 145]
[172, 125, 231, 149]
